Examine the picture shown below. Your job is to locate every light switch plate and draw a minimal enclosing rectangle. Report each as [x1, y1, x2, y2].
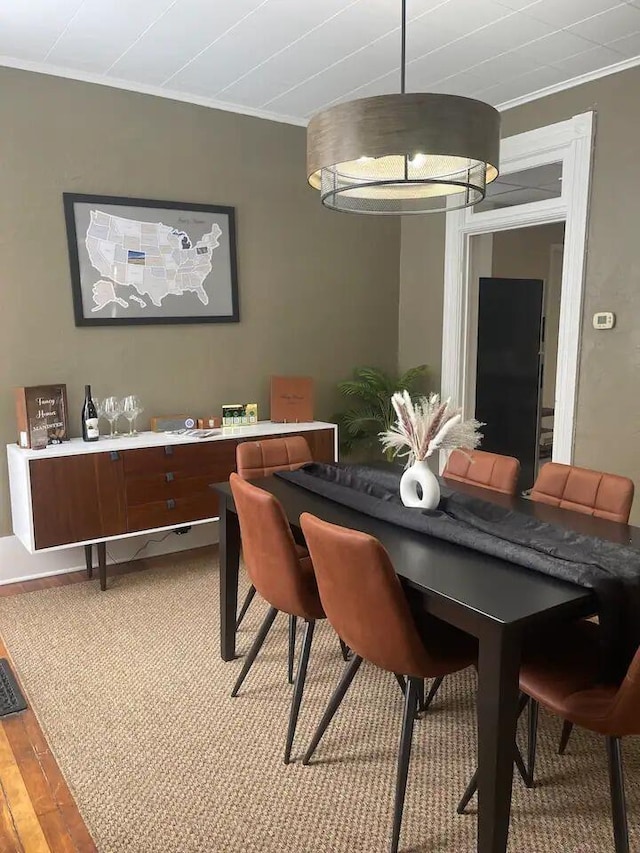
[593, 311, 615, 330]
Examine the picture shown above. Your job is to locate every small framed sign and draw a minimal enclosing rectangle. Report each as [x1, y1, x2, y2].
[15, 385, 69, 449]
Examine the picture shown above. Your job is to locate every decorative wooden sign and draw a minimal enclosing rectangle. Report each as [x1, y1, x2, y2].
[270, 376, 314, 423]
[15, 385, 69, 449]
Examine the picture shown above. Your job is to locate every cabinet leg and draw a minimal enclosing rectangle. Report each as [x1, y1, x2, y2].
[84, 544, 93, 579]
[97, 542, 107, 591]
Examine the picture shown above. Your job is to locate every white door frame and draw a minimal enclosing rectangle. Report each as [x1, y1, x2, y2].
[441, 111, 594, 467]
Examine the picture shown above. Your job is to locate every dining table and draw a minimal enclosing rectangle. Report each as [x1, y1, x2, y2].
[211, 472, 640, 853]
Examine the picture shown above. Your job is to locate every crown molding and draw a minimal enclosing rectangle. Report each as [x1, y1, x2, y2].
[0, 55, 307, 128]
[496, 53, 640, 113]
[1, 50, 639, 127]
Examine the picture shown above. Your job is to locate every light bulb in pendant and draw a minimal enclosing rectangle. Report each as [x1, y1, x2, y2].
[409, 153, 427, 168]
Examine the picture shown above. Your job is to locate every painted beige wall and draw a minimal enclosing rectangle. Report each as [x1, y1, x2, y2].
[0, 68, 400, 536]
[398, 215, 446, 390]
[399, 65, 640, 522]
[492, 223, 565, 408]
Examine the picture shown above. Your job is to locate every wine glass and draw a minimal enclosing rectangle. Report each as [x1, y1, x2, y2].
[95, 398, 106, 437]
[103, 396, 123, 439]
[121, 395, 143, 435]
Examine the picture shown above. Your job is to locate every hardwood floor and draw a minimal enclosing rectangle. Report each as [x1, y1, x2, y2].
[0, 548, 207, 851]
[0, 629, 96, 852]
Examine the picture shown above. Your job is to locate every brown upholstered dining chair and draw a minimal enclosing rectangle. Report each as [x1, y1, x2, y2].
[299, 513, 476, 853]
[236, 435, 313, 480]
[522, 621, 638, 853]
[443, 448, 521, 495]
[530, 461, 634, 754]
[458, 621, 639, 853]
[229, 473, 325, 764]
[531, 462, 634, 523]
[235, 436, 314, 683]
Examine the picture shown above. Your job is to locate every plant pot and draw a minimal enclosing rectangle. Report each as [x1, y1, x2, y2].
[399, 460, 441, 510]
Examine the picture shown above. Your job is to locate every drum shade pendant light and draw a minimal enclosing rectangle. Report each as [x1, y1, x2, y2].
[306, 0, 500, 214]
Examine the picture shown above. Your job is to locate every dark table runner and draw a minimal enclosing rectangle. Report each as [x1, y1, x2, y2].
[276, 463, 640, 682]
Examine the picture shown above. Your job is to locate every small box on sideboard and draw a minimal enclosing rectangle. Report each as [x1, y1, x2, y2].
[270, 376, 314, 423]
[222, 404, 258, 427]
[151, 414, 198, 432]
[198, 416, 222, 429]
[15, 384, 69, 449]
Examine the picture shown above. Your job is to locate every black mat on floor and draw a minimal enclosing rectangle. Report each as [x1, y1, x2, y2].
[0, 658, 27, 716]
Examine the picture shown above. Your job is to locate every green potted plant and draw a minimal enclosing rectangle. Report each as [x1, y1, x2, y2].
[334, 365, 428, 460]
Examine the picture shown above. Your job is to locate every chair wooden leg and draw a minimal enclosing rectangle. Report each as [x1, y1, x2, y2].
[606, 736, 630, 853]
[390, 677, 420, 853]
[416, 679, 425, 717]
[457, 768, 478, 814]
[288, 615, 297, 684]
[284, 619, 315, 764]
[231, 607, 278, 697]
[422, 675, 444, 712]
[527, 698, 539, 788]
[339, 638, 351, 661]
[303, 655, 363, 765]
[558, 720, 574, 755]
[236, 585, 257, 629]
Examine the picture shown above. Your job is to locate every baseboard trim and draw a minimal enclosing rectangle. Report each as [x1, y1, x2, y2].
[0, 523, 219, 585]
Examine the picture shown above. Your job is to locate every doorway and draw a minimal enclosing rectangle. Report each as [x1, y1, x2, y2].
[441, 112, 594, 469]
[470, 223, 565, 491]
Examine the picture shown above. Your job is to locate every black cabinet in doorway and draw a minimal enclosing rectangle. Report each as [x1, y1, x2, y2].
[475, 277, 544, 491]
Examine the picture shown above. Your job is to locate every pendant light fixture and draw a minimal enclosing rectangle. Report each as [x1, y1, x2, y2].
[306, 0, 501, 214]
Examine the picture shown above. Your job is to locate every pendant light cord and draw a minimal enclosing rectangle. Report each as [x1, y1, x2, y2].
[401, 0, 408, 178]
[400, 0, 406, 95]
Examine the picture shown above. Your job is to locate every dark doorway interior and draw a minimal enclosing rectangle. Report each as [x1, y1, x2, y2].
[475, 276, 544, 491]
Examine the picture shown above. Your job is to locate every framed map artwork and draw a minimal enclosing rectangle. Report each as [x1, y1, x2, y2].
[63, 193, 239, 326]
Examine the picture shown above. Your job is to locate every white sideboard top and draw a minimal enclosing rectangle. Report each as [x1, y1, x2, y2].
[6, 421, 336, 461]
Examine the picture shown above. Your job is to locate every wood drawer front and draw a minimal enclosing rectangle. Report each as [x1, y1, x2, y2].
[122, 446, 166, 475]
[30, 453, 125, 549]
[123, 440, 238, 476]
[126, 493, 217, 534]
[126, 472, 217, 507]
[307, 428, 335, 462]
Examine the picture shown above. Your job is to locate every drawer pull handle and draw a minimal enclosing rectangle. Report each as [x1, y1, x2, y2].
[164, 446, 174, 456]
[165, 472, 174, 483]
[166, 499, 176, 510]
[110, 451, 120, 461]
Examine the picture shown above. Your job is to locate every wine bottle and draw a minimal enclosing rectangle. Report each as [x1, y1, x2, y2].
[81, 385, 99, 442]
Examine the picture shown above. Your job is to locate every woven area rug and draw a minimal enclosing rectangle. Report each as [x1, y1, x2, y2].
[0, 551, 638, 852]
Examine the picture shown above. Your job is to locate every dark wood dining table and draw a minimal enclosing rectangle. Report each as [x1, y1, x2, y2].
[211, 473, 640, 853]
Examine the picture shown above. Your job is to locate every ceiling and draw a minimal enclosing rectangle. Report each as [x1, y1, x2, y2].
[2, 0, 640, 125]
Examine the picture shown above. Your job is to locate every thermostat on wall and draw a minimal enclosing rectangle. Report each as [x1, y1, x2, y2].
[593, 311, 615, 330]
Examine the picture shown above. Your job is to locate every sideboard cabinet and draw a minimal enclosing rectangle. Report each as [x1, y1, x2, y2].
[8, 422, 336, 588]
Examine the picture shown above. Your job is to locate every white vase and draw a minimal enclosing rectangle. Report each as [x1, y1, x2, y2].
[399, 460, 441, 510]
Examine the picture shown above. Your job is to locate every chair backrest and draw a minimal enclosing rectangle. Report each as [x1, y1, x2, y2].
[531, 462, 634, 523]
[236, 436, 312, 480]
[300, 513, 437, 677]
[229, 474, 322, 619]
[443, 449, 520, 496]
[609, 645, 640, 736]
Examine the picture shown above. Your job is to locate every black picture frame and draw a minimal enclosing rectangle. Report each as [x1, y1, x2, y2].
[63, 193, 239, 326]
